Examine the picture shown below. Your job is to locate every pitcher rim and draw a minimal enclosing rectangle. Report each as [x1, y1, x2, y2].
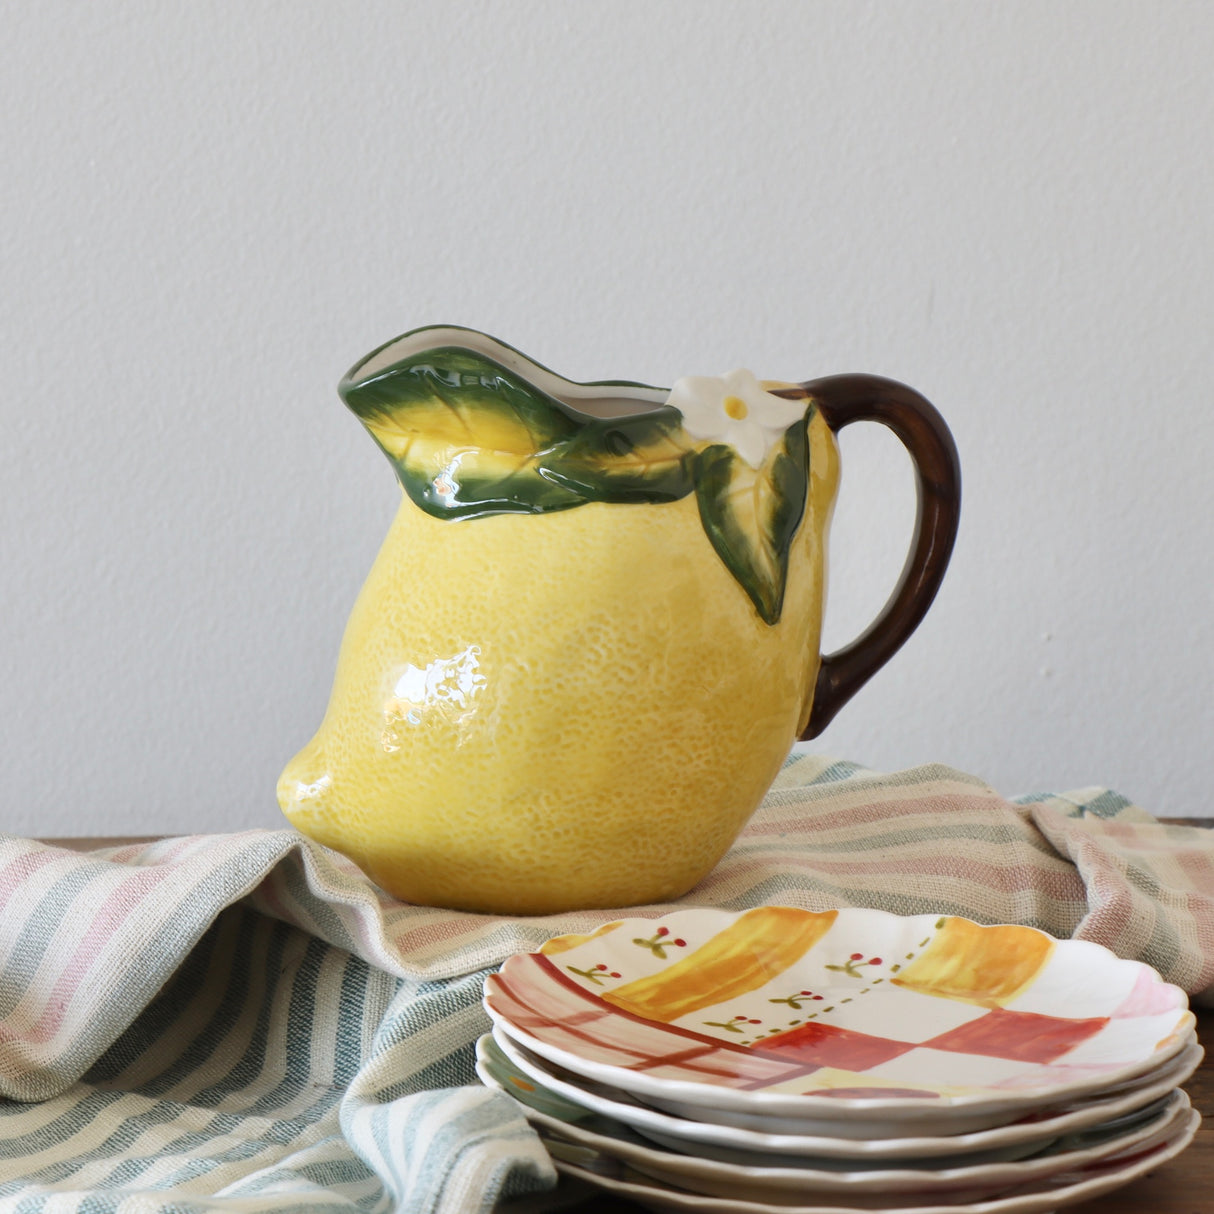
[341, 324, 670, 418]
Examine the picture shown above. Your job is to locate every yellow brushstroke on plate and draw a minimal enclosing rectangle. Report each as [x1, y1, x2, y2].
[893, 917, 1054, 1006]
[603, 907, 838, 1023]
[539, 921, 624, 956]
[1155, 1012, 1196, 1052]
[786, 1067, 943, 1096]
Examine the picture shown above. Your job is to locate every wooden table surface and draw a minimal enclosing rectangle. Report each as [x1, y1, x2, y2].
[47, 835, 1212, 1211]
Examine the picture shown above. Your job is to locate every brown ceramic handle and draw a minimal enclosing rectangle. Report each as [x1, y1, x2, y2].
[799, 374, 961, 739]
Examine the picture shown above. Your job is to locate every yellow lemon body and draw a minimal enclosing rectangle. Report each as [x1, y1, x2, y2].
[279, 414, 840, 914]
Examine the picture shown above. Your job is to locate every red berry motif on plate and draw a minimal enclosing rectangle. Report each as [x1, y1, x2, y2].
[632, 925, 688, 959]
[566, 962, 623, 986]
[769, 988, 827, 1009]
[703, 1014, 763, 1034]
[824, 952, 884, 979]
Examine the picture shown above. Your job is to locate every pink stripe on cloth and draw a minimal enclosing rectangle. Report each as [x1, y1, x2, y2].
[750, 790, 1011, 834]
[717, 849, 1085, 899]
[1028, 805, 1214, 1001]
[1178, 849, 1214, 886]
[0, 847, 70, 917]
[21, 869, 172, 1045]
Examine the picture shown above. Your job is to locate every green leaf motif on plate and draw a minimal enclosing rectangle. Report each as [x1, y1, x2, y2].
[693, 414, 810, 626]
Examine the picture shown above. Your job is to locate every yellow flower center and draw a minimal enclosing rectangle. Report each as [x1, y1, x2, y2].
[723, 395, 749, 420]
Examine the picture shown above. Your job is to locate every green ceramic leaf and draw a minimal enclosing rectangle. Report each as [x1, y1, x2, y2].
[340, 334, 815, 628]
[340, 346, 586, 518]
[693, 414, 810, 625]
[540, 407, 695, 503]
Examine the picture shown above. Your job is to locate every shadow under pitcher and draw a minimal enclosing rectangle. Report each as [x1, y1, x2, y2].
[278, 327, 961, 914]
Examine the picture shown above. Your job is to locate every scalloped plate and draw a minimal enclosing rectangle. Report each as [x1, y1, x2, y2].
[488, 1024, 1200, 1164]
[477, 1033, 1191, 1204]
[483, 906, 1193, 1134]
[547, 1100, 1199, 1214]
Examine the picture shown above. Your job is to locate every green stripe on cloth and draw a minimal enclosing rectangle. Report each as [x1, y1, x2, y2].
[0, 757, 1211, 1211]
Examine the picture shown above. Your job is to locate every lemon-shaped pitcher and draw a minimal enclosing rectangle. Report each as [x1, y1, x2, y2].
[278, 327, 960, 914]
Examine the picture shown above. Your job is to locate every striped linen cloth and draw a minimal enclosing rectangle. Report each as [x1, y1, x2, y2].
[0, 754, 1211, 1212]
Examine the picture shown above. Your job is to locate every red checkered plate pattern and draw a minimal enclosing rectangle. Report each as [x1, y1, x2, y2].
[483, 907, 1194, 1136]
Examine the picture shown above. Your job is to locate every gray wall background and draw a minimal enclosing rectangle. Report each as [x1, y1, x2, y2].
[3, 1, 1212, 835]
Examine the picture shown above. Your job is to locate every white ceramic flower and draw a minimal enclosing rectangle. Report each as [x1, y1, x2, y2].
[665, 368, 807, 469]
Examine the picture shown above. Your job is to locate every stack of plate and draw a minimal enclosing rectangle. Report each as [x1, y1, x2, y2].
[480, 906, 1201, 1214]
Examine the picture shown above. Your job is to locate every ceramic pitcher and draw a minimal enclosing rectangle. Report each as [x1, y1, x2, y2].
[278, 326, 960, 914]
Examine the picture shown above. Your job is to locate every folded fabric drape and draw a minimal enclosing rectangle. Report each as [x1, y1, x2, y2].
[1, 755, 1210, 1212]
